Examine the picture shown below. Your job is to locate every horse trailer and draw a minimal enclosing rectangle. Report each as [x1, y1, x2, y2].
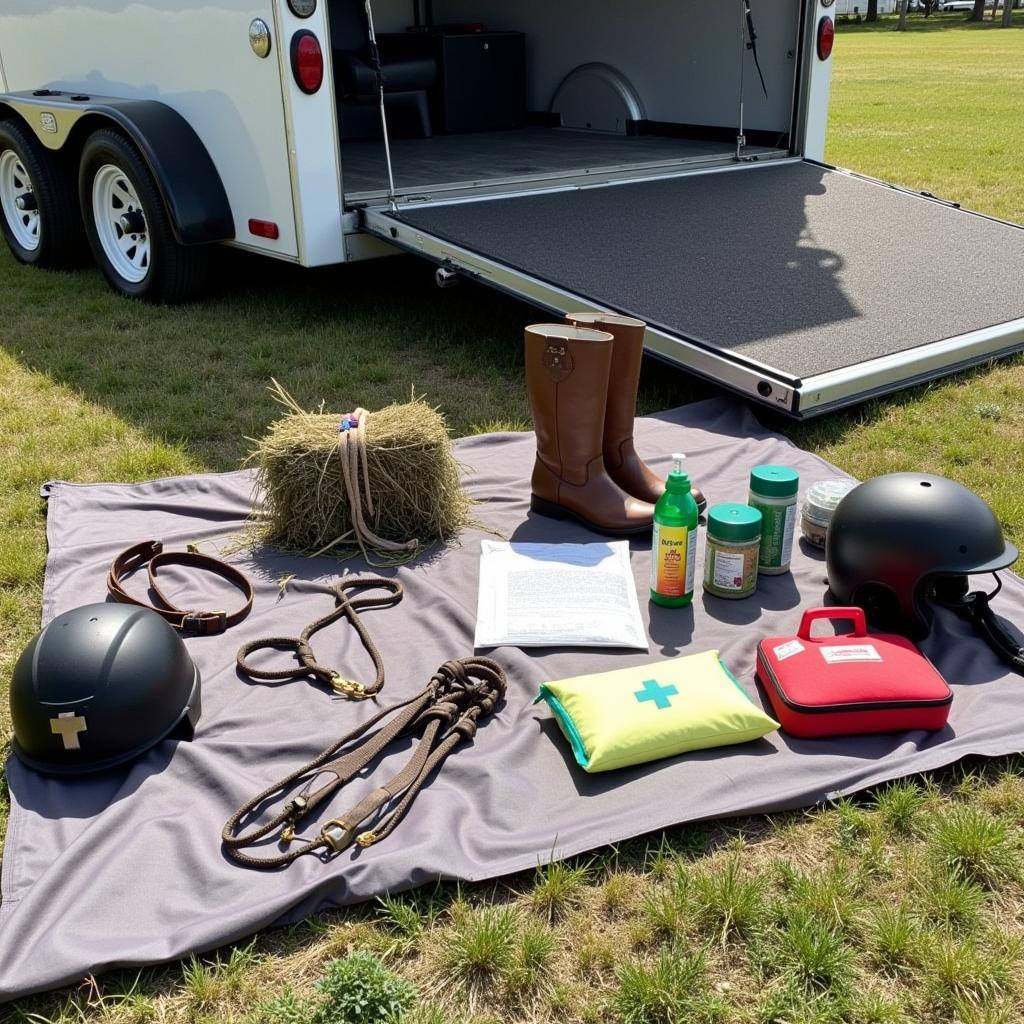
[0, 0, 1021, 416]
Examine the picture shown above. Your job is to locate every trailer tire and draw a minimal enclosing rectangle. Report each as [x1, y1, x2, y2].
[79, 129, 210, 304]
[0, 119, 84, 269]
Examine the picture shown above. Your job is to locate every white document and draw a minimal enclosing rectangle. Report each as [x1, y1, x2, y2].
[474, 540, 648, 650]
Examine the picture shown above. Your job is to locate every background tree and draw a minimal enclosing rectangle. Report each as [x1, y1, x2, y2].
[897, 0, 910, 29]
[1002, 0, 1015, 26]
[867, 0, 879, 21]
[969, 0, 987, 20]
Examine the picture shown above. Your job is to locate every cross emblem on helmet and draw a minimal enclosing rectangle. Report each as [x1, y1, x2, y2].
[50, 711, 87, 750]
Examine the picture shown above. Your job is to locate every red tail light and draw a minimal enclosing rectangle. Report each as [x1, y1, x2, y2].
[291, 30, 324, 93]
[817, 16, 834, 61]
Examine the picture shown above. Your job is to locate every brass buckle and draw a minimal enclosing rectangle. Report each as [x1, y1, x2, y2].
[319, 818, 355, 853]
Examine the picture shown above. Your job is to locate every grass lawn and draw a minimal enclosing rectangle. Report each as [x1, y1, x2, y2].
[3, 13, 1024, 1024]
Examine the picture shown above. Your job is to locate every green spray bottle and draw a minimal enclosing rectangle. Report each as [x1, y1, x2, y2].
[650, 453, 700, 608]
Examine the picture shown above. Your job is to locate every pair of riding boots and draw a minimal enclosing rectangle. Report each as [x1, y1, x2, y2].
[525, 313, 706, 536]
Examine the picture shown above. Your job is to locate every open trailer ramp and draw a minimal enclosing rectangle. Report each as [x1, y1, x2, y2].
[364, 160, 1024, 417]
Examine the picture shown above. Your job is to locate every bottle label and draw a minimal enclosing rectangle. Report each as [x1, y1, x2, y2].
[711, 550, 745, 590]
[651, 523, 695, 597]
[752, 499, 797, 569]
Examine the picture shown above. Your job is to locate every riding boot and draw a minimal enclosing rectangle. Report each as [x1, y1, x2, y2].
[566, 312, 707, 514]
[525, 324, 655, 535]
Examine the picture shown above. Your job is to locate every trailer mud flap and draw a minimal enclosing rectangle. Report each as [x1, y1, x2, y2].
[362, 159, 1024, 417]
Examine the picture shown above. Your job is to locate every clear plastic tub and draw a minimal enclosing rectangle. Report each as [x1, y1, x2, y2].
[800, 479, 858, 549]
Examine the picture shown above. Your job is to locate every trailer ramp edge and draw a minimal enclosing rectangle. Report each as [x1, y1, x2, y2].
[363, 161, 1024, 418]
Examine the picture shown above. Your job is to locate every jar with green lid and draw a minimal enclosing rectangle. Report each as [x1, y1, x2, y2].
[748, 465, 799, 576]
[703, 503, 762, 599]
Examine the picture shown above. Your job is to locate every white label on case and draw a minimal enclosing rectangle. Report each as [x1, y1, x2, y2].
[773, 639, 805, 661]
[821, 644, 882, 664]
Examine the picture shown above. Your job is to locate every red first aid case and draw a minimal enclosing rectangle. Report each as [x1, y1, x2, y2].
[756, 607, 952, 738]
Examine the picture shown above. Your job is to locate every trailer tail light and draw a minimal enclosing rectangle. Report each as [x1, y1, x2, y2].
[291, 30, 324, 93]
[248, 219, 280, 240]
[817, 17, 835, 61]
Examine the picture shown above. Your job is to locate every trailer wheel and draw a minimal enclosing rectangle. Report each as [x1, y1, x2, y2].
[0, 119, 83, 269]
[79, 129, 209, 303]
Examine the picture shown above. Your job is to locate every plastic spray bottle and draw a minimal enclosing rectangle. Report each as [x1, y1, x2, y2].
[650, 453, 700, 608]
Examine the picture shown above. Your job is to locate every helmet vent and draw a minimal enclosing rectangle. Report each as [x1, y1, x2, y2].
[959, 545, 968, 554]
[920, 481, 932, 487]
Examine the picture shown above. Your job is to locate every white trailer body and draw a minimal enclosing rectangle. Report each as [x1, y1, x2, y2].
[0, 0, 1021, 416]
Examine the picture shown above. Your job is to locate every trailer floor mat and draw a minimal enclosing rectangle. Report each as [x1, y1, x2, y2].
[384, 160, 1024, 379]
[5, 397, 1024, 999]
[341, 126, 779, 196]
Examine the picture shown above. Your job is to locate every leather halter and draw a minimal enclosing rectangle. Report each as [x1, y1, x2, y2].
[222, 657, 506, 867]
[107, 540, 254, 636]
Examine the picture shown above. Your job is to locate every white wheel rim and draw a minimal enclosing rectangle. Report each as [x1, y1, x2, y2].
[92, 164, 150, 284]
[0, 149, 41, 252]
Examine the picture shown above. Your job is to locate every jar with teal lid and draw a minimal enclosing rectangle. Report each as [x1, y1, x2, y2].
[703, 503, 762, 599]
[748, 465, 799, 575]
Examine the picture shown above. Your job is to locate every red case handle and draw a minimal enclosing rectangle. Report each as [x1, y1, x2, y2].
[797, 606, 867, 640]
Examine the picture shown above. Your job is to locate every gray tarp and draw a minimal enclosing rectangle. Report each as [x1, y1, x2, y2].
[3, 398, 1024, 1000]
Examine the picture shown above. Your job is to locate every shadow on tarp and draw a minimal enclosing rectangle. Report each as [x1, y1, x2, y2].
[6, 741, 179, 820]
[533, 716, 779, 799]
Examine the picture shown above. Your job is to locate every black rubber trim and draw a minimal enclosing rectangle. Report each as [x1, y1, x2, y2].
[755, 647, 953, 714]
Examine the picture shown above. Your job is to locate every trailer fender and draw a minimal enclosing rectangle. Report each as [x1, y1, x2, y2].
[0, 92, 234, 244]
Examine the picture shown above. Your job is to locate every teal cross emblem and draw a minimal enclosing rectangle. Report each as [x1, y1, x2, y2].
[634, 678, 678, 710]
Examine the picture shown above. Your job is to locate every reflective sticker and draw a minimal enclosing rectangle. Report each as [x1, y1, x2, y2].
[773, 639, 805, 661]
[40, 112, 58, 133]
[820, 644, 882, 664]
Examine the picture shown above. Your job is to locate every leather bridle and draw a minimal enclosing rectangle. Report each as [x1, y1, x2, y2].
[222, 657, 506, 868]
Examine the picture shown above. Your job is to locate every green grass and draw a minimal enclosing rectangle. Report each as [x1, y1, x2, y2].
[4, 13, 1024, 1024]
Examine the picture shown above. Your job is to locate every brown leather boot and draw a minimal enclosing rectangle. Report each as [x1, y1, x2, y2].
[525, 324, 655, 535]
[566, 312, 707, 514]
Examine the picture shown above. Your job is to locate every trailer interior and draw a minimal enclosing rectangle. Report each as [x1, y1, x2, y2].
[331, 0, 1024, 418]
[330, 0, 798, 202]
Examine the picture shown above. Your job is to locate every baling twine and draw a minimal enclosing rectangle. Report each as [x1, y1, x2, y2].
[337, 408, 419, 556]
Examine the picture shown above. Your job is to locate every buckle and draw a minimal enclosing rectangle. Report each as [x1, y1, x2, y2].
[183, 610, 228, 635]
[319, 818, 355, 853]
[330, 674, 369, 699]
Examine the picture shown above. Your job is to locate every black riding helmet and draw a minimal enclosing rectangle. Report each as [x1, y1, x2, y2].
[826, 473, 1017, 639]
[9, 603, 201, 775]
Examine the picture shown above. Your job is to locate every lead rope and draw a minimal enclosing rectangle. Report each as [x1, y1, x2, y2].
[236, 576, 402, 699]
[337, 408, 419, 560]
[221, 658, 506, 868]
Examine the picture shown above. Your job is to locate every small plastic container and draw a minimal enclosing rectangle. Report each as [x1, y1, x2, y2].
[703, 503, 762, 600]
[800, 479, 858, 549]
[748, 465, 799, 576]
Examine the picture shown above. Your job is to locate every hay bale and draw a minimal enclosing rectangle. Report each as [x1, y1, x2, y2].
[247, 382, 471, 561]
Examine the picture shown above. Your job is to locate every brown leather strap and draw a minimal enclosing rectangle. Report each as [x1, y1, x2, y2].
[221, 657, 506, 869]
[235, 576, 401, 699]
[107, 540, 254, 636]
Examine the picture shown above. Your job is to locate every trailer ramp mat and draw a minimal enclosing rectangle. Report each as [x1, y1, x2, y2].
[369, 161, 1024, 415]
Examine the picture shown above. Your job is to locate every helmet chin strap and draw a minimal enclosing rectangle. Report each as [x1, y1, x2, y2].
[933, 574, 1024, 675]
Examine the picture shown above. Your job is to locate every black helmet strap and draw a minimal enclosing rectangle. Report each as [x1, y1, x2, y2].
[934, 574, 1024, 675]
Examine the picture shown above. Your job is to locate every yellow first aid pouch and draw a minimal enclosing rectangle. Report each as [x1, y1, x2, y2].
[535, 650, 778, 773]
